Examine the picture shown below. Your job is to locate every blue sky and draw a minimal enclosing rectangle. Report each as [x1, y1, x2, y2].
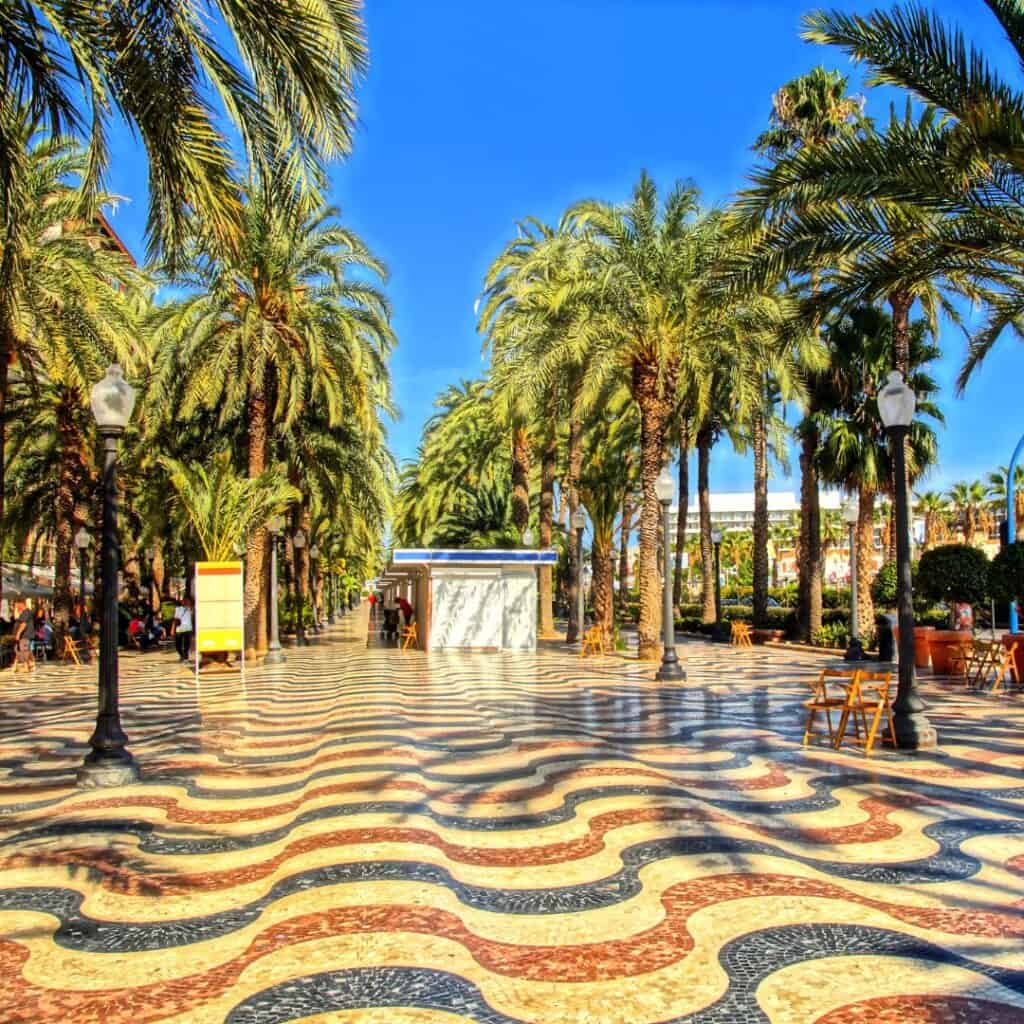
[100, 0, 1020, 497]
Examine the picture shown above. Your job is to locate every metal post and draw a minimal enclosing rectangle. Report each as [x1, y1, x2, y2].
[309, 558, 320, 633]
[844, 523, 864, 661]
[1007, 433, 1024, 633]
[77, 432, 139, 787]
[890, 424, 936, 749]
[265, 532, 285, 665]
[79, 549, 87, 615]
[576, 529, 585, 638]
[656, 499, 685, 680]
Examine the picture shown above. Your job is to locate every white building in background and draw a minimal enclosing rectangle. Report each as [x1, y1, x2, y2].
[669, 491, 844, 538]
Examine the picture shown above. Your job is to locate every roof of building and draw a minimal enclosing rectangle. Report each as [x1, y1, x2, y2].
[677, 491, 844, 515]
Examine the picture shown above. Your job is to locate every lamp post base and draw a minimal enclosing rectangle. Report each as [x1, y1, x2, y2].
[264, 648, 286, 665]
[77, 756, 140, 788]
[655, 655, 686, 682]
[893, 710, 937, 750]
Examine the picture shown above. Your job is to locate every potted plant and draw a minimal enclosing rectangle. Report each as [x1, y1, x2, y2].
[916, 544, 990, 674]
[989, 541, 1024, 679]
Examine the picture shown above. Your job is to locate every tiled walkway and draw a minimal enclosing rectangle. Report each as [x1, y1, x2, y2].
[2, 610, 1024, 1022]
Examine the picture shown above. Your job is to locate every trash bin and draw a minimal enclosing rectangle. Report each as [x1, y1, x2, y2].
[876, 612, 896, 662]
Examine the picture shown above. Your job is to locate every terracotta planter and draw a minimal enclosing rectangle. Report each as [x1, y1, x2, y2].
[913, 626, 935, 670]
[929, 630, 969, 675]
[1002, 634, 1024, 681]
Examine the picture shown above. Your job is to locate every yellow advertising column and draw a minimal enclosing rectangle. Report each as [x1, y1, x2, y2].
[194, 561, 245, 674]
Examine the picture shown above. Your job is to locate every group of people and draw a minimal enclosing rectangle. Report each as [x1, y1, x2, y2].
[126, 595, 194, 663]
[0, 599, 94, 669]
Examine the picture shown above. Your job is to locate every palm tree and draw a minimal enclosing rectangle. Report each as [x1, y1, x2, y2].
[801, 4, 1024, 389]
[986, 466, 1024, 529]
[747, 66, 865, 642]
[1, 1, 367, 265]
[947, 481, 989, 547]
[915, 491, 950, 551]
[0, 122, 144, 617]
[561, 173, 719, 659]
[151, 182, 394, 656]
[161, 453, 299, 562]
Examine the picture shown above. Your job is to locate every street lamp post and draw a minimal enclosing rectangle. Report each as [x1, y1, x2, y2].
[75, 527, 91, 614]
[711, 528, 726, 642]
[655, 466, 685, 681]
[572, 508, 586, 641]
[77, 365, 139, 788]
[265, 516, 286, 665]
[309, 544, 321, 633]
[842, 496, 864, 661]
[293, 529, 308, 646]
[878, 371, 936, 749]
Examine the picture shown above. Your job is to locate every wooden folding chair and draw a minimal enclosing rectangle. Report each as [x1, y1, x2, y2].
[834, 670, 896, 756]
[580, 625, 607, 658]
[399, 620, 418, 651]
[948, 638, 973, 684]
[59, 634, 85, 665]
[803, 668, 858, 748]
[730, 621, 753, 648]
[967, 640, 999, 688]
[989, 641, 1020, 693]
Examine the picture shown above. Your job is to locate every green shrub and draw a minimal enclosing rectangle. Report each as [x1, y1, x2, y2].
[916, 606, 954, 629]
[916, 544, 989, 607]
[989, 541, 1024, 605]
[821, 586, 851, 609]
[769, 583, 798, 606]
[812, 621, 849, 649]
[871, 560, 899, 607]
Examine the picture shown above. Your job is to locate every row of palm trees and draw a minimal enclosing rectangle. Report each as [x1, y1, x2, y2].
[917, 468, 1024, 550]
[0, 5, 395, 656]
[398, 1, 1018, 660]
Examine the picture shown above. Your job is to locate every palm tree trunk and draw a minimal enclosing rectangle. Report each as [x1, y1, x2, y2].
[151, 542, 165, 609]
[566, 416, 583, 642]
[618, 487, 633, 598]
[53, 391, 77, 649]
[592, 530, 614, 636]
[511, 427, 531, 536]
[672, 423, 689, 610]
[798, 427, 823, 641]
[0, 336, 8, 607]
[752, 410, 769, 626]
[634, 362, 672, 660]
[697, 426, 715, 624]
[244, 389, 270, 657]
[538, 430, 556, 636]
[856, 484, 876, 637]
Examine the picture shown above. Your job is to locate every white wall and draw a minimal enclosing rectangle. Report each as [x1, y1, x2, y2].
[428, 566, 538, 651]
[502, 569, 537, 651]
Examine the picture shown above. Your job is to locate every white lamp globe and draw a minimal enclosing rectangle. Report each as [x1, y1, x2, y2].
[572, 508, 586, 530]
[877, 370, 916, 428]
[293, 529, 307, 549]
[269, 515, 285, 534]
[655, 465, 674, 504]
[310, 545, 320, 560]
[522, 528, 534, 546]
[842, 496, 860, 525]
[711, 528, 723, 545]
[75, 527, 92, 550]
[90, 364, 136, 431]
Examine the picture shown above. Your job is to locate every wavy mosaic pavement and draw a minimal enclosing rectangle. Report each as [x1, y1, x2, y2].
[2, 609, 1024, 1023]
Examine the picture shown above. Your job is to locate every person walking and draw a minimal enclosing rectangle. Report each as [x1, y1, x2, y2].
[171, 595, 194, 663]
[11, 599, 36, 672]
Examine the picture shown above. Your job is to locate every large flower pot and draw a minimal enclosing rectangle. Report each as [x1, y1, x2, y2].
[929, 630, 969, 675]
[913, 626, 936, 669]
[1002, 634, 1024, 681]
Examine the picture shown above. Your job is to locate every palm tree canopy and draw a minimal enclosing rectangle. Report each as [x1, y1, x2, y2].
[1, 0, 367, 265]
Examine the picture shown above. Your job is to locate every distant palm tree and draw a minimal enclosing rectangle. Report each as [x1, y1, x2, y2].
[914, 492, 950, 551]
[947, 481, 989, 546]
[986, 466, 1024, 528]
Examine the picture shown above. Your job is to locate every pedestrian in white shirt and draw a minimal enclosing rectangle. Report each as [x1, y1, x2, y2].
[172, 596, 194, 662]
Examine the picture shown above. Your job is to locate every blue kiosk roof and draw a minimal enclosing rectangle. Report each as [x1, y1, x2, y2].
[392, 548, 558, 566]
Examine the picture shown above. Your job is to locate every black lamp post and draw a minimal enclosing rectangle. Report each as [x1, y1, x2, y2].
[265, 516, 286, 665]
[293, 529, 309, 646]
[655, 465, 685, 681]
[842, 496, 865, 661]
[572, 508, 586, 640]
[77, 365, 139, 788]
[878, 370, 936, 749]
[711, 528, 727, 642]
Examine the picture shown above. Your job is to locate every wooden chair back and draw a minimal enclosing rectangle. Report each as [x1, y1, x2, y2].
[730, 621, 753, 648]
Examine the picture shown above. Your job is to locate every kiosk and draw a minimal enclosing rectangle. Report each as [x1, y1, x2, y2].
[386, 549, 557, 652]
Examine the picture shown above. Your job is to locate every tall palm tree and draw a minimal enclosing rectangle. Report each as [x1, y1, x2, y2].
[0, 122, 144, 615]
[151, 182, 394, 657]
[915, 491, 950, 551]
[947, 481, 989, 547]
[1, 0, 367, 265]
[747, 66, 865, 642]
[563, 174, 719, 658]
[801, 3, 1024, 389]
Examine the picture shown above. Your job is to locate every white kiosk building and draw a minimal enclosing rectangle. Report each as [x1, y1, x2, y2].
[383, 549, 557, 652]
